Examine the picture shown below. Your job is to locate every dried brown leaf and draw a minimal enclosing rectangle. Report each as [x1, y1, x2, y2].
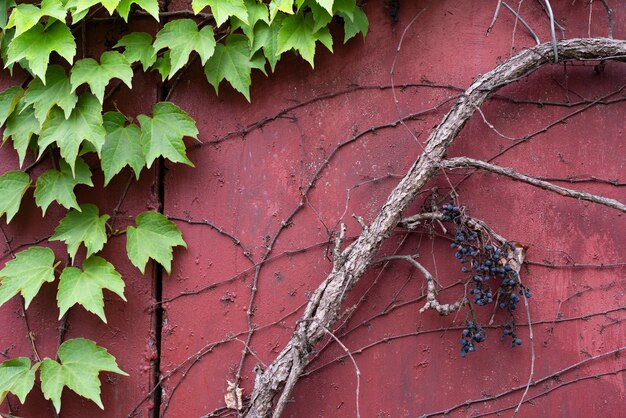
[224, 380, 243, 411]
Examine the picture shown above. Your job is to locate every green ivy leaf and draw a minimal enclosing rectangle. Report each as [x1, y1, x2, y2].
[315, 26, 332, 52]
[100, 0, 123, 14]
[153, 19, 216, 77]
[23, 65, 78, 124]
[252, 15, 284, 71]
[0, 246, 56, 309]
[306, 0, 332, 32]
[244, 0, 270, 26]
[341, 6, 367, 43]
[38, 93, 106, 175]
[333, 0, 355, 21]
[50, 203, 109, 262]
[269, 0, 294, 21]
[0, 85, 24, 127]
[231, 0, 270, 45]
[126, 211, 186, 274]
[192, 0, 248, 26]
[65, 0, 96, 22]
[57, 256, 126, 322]
[70, 51, 133, 104]
[314, 0, 334, 15]
[137, 102, 197, 168]
[5, 21, 76, 82]
[66, 0, 121, 18]
[2, 102, 40, 167]
[68, 7, 89, 24]
[0, 28, 18, 74]
[116, 0, 159, 21]
[0, 1, 17, 30]
[6, 0, 67, 38]
[151, 51, 171, 80]
[101, 112, 144, 186]
[0, 171, 31, 223]
[277, 12, 331, 67]
[204, 34, 266, 101]
[0, 358, 39, 404]
[0, 33, 11, 59]
[34, 158, 93, 215]
[114, 32, 156, 71]
[40, 338, 127, 412]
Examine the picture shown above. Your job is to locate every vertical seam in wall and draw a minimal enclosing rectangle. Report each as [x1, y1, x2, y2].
[150, 158, 165, 418]
[151, 161, 165, 418]
[151, 1, 171, 416]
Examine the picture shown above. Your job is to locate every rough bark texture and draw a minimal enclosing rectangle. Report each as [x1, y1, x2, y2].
[244, 38, 626, 417]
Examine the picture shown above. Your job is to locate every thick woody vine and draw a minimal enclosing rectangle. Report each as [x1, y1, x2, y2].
[0, 2, 624, 418]
[243, 37, 626, 418]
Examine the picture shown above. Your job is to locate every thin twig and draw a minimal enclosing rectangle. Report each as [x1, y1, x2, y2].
[109, 172, 134, 229]
[543, 0, 559, 61]
[473, 367, 626, 417]
[303, 319, 361, 418]
[390, 4, 430, 147]
[599, 0, 613, 38]
[302, 305, 626, 377]
[526, 260, 626, 268]
[503, 1, 541, 45]
[443, 157, 626, 213]
[373, 255, 464, 315]
[536, 175, 625, 186]
[473, 105, 519, 141]
[0, 226, 42, 363]
[513, 249, 535, 415]
[535, 0, 566, 31]
[587, 0, 593, 38]
[168, 216, 255, 266]
[483, 82, 626, 165]
[191, 85, 460, 148]
[420, 345, 626, 417]
[126, 302, 306, 416]
[313, 232, 413, 362]
[487, 0, 504, 34]
[20, 298, 41, 363]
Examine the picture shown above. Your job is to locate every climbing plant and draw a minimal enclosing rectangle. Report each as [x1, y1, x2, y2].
[0, 0, 367, 412]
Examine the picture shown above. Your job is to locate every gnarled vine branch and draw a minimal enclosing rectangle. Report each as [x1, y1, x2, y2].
[243, 38, 626, 417]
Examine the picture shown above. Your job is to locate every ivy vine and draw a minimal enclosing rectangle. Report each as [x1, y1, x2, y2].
[0, 0, 368, 412]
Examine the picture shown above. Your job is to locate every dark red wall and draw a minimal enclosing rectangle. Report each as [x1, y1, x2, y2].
[1, 1, 625, 417]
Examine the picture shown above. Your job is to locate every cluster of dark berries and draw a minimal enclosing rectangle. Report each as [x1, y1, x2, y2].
[494, 243, 532, 311]
[498, 283, 532, 311]
[453, 237, 531, 311]
[449, 227, 499, 307]
[450, 229, 479, 262]
[500, 322, 523, 348]
[442, 203, 462, 222]
[439, 200, 532, 356]
[470, 285, 493, 306]
[459, 321, 485, 358]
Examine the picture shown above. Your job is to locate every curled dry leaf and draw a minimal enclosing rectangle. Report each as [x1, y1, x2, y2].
[224, 380, 243, 411]
[506, 243, 526, 274]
